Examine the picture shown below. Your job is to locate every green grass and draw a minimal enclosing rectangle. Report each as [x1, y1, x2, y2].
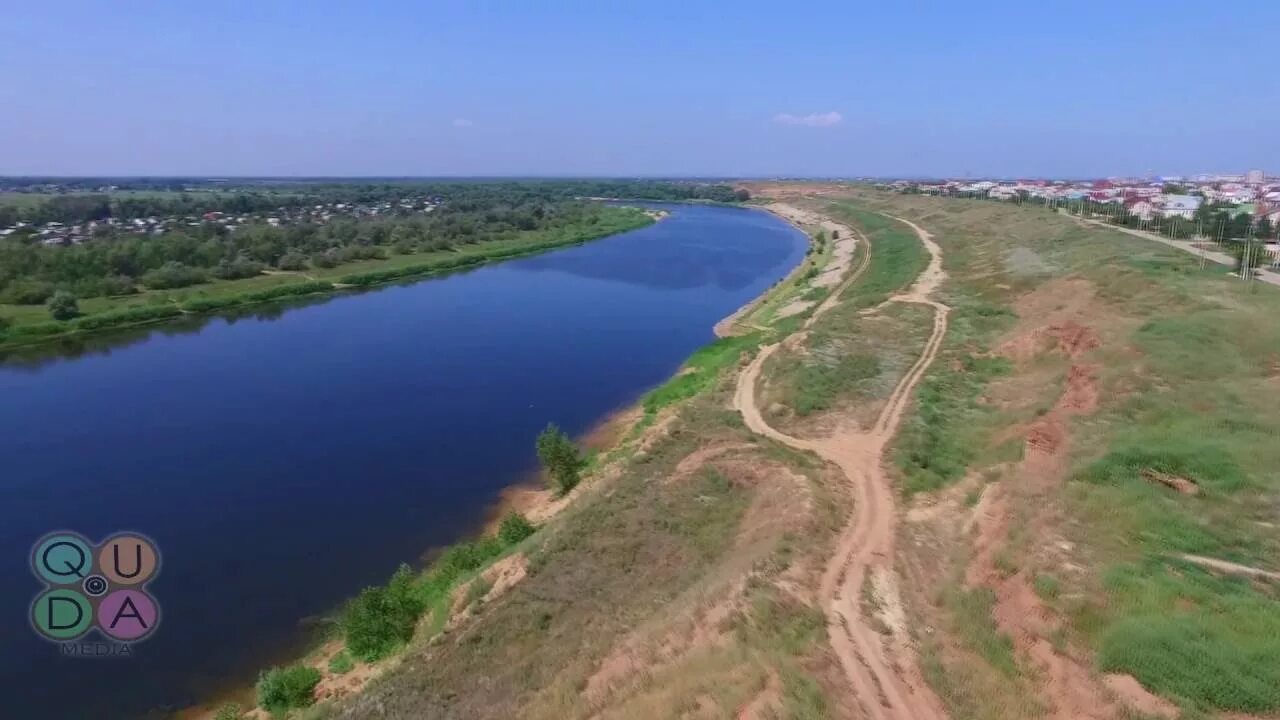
[1032, 574, 1061, 600]
[642, 332, 762, 416]
[1095, 562, 1280, 713]
[824, 203, 928, 308]
[895, 352, 1010, 494]
[781, 668, 829, 720]
[327, 651, 354, 675]
[950, 588, 1019, 678]
[783, 352, 880, 416]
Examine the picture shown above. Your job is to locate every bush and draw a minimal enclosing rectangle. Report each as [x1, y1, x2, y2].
[327, 650, 354, 675]
[311, 250, 339, 268]
[1233, 240, 1269, 273]
[498, 512, 536, 546]
[536, 423, 583, 496]
[212, 256, 265, 280]
[1, 279, 56, 305]
[181, 297, 239, 312]
[47, 290, 79, 320]
[213, 702, 243, 720]
[243, 281, 333, 303]
[255, 664, 321, 712]
[427, 540, 496, 584]
[142, 262, 208, 289]
[277, 251, 308, 271]
[73, 274, 137, 298]
[341, 564, 424, 661]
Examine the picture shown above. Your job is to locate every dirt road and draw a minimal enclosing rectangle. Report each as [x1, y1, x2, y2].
[734, 210, 950, 720]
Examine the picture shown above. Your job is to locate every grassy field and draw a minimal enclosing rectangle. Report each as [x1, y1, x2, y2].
[840, 189, 1280, 718]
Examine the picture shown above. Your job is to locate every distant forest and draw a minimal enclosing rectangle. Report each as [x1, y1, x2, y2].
[0, 179, 748, 227]
[0, 180, 747, 304]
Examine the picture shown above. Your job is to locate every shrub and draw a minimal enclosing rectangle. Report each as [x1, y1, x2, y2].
[255, 664, 321, 712]
[311, 250, 339, 269]
[142, 262, 208, 289]
[212, 256, 265, 280]
[243, 281, 332, 302]
[1, 279, 56, 305]
[434, 538, 503, 578]
[498, 512, 536, 546]
[73, 274, 136, 298]
[327, 650, 354, 675]
[181, 297, 240, 312]
[341, 564, 424, 661]
[47, 290, 79, 320]
[213, 702, 243, 720]
[536, 423, 583, 495]
[277, 251, 308, 271]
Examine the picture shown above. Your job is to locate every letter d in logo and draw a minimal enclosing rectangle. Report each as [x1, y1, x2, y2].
[32, 589, 92, 640]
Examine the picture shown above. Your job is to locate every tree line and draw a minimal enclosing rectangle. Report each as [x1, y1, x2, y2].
[0, 179, 748, 228]
[0, 183, 680, 306]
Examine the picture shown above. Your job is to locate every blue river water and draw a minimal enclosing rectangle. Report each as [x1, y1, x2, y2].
[0, 202, 805, 718]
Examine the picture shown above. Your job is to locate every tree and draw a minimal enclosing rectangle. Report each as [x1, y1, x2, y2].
[1234, 241, 1269, 274]
[498, 512, 536, 546]
[1228, 212, 1255, 240]
[276, 251, 308, 271]
[536, 423, 583, 495]
[341, 564, 423, 661]
[47, 290, 79, 320]
[1254, 216, 1274, 240]
[255, 664, 321, 712]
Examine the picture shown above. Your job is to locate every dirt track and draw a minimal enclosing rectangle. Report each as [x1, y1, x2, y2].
[734, 210, 950, 720]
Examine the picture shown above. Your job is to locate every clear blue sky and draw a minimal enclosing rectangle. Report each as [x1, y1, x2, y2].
[2, 1, 1276, 178]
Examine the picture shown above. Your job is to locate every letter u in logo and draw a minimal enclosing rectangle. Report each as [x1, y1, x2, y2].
[98, 534, 160, 586]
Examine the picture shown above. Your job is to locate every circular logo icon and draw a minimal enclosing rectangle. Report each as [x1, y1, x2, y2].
[97, 533, 159, 586]
[32, 533, 94, 586]
[97, 590, 159, 641]
[83, 575, 110, 597]
[32, 589, 93, 640]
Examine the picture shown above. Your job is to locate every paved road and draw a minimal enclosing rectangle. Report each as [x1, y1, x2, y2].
[1079, 217, 1280, 288]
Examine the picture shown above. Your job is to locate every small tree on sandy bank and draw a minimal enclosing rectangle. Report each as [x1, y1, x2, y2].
[537, 423, 583, 496]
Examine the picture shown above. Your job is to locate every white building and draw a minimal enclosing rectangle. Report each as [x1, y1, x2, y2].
[1161, 195, 1202, 218]
[1247, 169, 1265, 184]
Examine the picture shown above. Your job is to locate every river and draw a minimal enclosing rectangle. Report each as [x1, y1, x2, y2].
[0, 202, 806, 718]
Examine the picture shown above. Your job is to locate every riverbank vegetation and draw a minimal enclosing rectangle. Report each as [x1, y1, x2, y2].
[0, 179, 752, 348]
[536, 424, 585, 496]
[0, 194, 659, 348]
